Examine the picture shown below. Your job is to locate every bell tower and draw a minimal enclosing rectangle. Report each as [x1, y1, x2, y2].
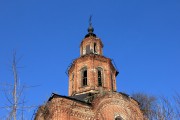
[80, 17, 103, 56]
[68, 19, 119, 96]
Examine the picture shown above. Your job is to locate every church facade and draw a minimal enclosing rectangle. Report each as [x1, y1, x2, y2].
[35, 23, 144, 120]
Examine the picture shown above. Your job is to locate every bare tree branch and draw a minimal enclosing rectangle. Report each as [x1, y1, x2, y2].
[0, 52, 37, 120]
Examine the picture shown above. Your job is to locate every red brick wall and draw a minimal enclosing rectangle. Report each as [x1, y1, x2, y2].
[35, 92, 144, 120]
[68, 54, 117, 96]
[80, 36, 103, 56]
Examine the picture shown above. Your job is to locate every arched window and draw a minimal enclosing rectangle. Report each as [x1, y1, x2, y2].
[97, 68, 103, 86]
[94, 43, 97, 53]
[72, 73, 74, 90]
[115, 116, 123, 120]
[86, 44, 90, 54]
[82, 68, 87, 86]
[111, 73, 114, 91]
[81, 46, 83, 55]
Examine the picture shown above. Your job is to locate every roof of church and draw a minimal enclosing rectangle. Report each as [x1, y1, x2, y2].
[48, 93, 92, 105]
[48, 92, 139, 105]
[69, 93, 92, 101]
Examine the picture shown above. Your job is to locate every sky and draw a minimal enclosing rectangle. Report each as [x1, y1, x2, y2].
[0, 0, 180, 119]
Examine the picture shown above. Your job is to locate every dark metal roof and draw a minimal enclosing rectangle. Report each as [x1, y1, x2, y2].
[48, 93, 93, 105]
[85, 33, 96, 38]
[48, 92, 139, 106]
[70, 93, 90, 101]
[85, 16, 96, 38]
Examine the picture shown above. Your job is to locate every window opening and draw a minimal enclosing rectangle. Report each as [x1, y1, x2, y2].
[94, 43, 97, 53]
[86, 45, 90, 54]
[72, 74, 74, 89]
[111, 73, 114, 91]
[81, 46, 83, 55]
[115, 116, 123, 120]
[98, 70, 102, 86]
[82, 69, 87, 86]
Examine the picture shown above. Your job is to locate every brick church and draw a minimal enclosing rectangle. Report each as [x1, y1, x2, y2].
[35, 21, 144, 120]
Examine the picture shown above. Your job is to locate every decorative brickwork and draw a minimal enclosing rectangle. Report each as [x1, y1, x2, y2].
[35, 24, 145, 120]
[68, 54, 118, 96]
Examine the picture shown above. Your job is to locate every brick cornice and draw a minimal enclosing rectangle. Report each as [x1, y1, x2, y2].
[68, 54, 117, 74]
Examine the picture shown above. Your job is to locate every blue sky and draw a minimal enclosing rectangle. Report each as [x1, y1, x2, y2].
[0, 0, 180, 119]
